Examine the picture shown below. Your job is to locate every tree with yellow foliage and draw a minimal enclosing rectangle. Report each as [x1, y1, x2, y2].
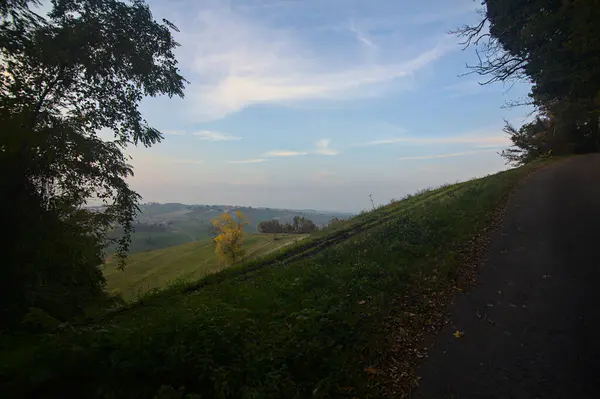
[211, 211, 248, 265]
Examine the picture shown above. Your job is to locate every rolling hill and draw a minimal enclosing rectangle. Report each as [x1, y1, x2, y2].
[103, 233, 309, 301]
[105, 203, 351, 255]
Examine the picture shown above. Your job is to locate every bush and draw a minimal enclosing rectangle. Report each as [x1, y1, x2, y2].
[0, 183, 108, 329]
[20, 307, 60, 333]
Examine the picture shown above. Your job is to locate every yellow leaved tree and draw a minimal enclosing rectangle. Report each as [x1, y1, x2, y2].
[211, 211, 248, 265]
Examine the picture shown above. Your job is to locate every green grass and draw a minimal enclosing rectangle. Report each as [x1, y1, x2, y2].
[0, 162, 548, 399]
[103, 234, 307, 301]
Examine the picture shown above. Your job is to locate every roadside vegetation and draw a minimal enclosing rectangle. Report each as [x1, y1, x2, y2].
[1, 161, 548, 399]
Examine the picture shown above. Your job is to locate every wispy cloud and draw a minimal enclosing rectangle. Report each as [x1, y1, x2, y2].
[193, 130, 242, 141]
[172, 5, 457, 121]
[367, 132, 511, 147]
[227, 158, 267, 164]
[398, 149, 497, 161]
[263, 150, 308, 157]
[164, 130, 186, 136]
[348, 19, 377, 49]
[315, 139, 339, 155]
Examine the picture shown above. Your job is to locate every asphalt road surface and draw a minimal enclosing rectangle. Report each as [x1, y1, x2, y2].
[415, 154, 600, 399]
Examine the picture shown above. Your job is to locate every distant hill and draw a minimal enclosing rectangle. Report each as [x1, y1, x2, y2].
[107, 203, 352, 255]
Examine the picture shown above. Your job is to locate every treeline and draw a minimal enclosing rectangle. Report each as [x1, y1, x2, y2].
[258, 216, 317, 234]
[456, 0, 600, 164]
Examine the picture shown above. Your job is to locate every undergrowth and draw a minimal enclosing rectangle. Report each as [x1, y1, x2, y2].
[0, 162, 547, 399]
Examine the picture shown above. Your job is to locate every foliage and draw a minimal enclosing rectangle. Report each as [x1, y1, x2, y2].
[0, 162, 547, 399]
[454, 0, 600, 164]
[500, 117, 554, 165]
[211, 211, 248, 265]
[20, 307, 60, 332]
[258, 216, 318, 234]
[327, 217, 347, 229]
[0, 0, 186, 327]
[153, 385, 201, 399]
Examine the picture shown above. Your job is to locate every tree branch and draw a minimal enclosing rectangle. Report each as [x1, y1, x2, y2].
[31, 71, 62, 128]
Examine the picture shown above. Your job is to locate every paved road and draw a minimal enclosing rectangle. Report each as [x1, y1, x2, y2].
[415, 154, 600, 399]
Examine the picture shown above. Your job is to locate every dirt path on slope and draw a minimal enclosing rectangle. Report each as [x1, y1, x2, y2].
[414, 154, 600, 399]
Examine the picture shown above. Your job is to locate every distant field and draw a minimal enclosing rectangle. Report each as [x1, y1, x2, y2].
[103, 233, 308, 301]
[106, 204, 351, 255]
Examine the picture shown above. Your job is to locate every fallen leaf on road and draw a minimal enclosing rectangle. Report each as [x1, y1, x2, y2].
[453, 330, 465, 338]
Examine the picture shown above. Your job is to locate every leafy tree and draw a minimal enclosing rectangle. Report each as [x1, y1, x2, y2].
[500, 117, 554, 165]
[296, 217, 317, 233]
[0, 0, 186, 326]
[454, 0, 600, 163]
[258, 219, 283, 234]
[211, 211, 248, 265]
[328, 217, 346, 229]
[258, 217, 317, 234]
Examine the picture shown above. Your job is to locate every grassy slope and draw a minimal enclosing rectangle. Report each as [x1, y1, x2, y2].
[0, 163, 545, 399]
[104, 234, 307, 301]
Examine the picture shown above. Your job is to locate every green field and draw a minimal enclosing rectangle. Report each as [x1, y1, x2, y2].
[104, 234, 308, 301]
[1, 161, 549, 399]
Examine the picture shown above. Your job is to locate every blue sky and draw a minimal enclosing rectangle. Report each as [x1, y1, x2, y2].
[117, 0, 533, 212]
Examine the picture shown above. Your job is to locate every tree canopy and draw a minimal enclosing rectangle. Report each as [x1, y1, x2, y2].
[258, 216, 318, 234]
[0, 0, 186, 327]
[455, 0, 600, 163]
[211, 211, 248, 265]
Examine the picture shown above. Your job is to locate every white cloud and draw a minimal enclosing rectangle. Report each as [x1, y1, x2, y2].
[367, 132, 511, 147]
[398, 149, 497, 161]
[163, 130, 186, 136]
[227, 158, 267, 164]
[315, 139, 339, 155]
[193, 130, 242, 141]
[173, 5, 457, 121]
[263, 150, 308, 157]
[348, 19, 377, 49]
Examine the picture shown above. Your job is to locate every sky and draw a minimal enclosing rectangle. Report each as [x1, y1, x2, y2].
[109, 0, 533, 212]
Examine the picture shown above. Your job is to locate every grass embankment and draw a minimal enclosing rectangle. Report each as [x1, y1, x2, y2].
[103, 233, 307, 301]
[0, 162, 545, 399]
